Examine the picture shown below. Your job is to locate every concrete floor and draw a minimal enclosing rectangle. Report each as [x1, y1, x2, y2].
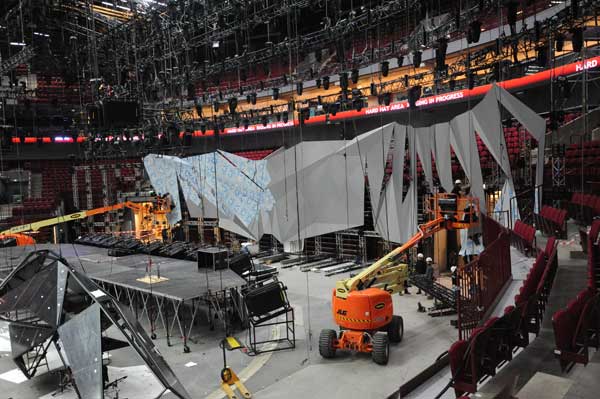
[0, 252, 458, 399]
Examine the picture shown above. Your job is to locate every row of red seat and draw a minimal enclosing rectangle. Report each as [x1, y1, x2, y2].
[569, 192, 600, 225]
[552, 220, 600, 371]
[534, 205, 568, 238]
[450, 238, 558, 397]
[511, 220, 536, 256]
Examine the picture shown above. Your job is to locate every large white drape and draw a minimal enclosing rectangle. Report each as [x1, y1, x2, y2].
[143, 85, 542, 242]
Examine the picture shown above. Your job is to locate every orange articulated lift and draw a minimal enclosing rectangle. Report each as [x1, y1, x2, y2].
[319, 194, 480, 365]
[0, 196, 172, 246]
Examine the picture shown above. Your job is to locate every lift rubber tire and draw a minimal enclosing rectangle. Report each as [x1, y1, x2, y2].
[372, 332, 390, 365]
[387, 315, 404, 343]
[319, 329, 337, 359]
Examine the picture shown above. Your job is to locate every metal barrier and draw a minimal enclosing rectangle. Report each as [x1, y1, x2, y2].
[457, 216, 512, 340]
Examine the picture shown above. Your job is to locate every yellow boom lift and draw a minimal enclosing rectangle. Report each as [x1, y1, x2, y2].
[0, 196, 171, 246]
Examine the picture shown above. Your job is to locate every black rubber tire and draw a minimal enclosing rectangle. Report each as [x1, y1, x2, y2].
[372, 332, 390, 365]
[319, 329, 337, 359]
[387, 315, 404, 343]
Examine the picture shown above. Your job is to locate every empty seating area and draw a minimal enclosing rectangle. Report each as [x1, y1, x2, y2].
[566, 139, 600, 180]
[510, 220, 536, 256]
[535, 205, 568, 238]
[552, 220, 600, 371]
[233, 149, 275, 160]
[568, 192, 600, 225]
[450, 238, 559, 397]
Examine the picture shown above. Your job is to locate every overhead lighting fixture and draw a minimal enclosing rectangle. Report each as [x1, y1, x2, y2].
[9, 42, 26, 46]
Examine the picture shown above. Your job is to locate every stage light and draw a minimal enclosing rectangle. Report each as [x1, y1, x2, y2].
[351, 68, 359, 84]
[243, 119, 249, 129]
[339, 72, 348, 90]
[383, 93, 391, 106]
[435, 38, 448, 71]
[200, 122, 206, 134]
[449, 79, 456, 91]
[467, 20, 482, 43]
[413, 51, 422, 68]
[555, 33, 565, 52]
[316, 78, 322, 88]
[404, 74, 409, 87]
[228, 97, 238, 114]
[213, 101, 219, 112]
[296, 81, 303, 96]
[251, 92, 257, 105]
[353, 98, 363, 112]
[262, 116, 268, 126]
[408, 86, 421, 109]
[397, 55, 404, 67]
[536, 46, 548, 67]
[507, 1, 518, 34]
[272, 88, 279, 100]
[282, 111, 289, 123]
[381, 61, 389, 77]
[571, 27, 584, 53]
[370, 82, 377, 96]
[323, 76, 330, 90]
[246, 94, 252, 104]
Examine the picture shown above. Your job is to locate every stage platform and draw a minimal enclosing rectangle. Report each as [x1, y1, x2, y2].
[0, 244, 247, 351]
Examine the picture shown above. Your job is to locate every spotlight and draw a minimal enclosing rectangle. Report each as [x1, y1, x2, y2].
[507, 1, 518, 34]
[381, 61, 389, 77]
[243, 118, 249, 129]
[282, 111, 289, 123]
[467, 20, 482, 43]
[467, 71, 475, 90]
[383, 93, 391, 106]
[213, 101, 220, 112]
[353, 98, 363, 112]
[251, 92, 257, 105]
[228, 97, 238, 114]
[536, 46, 548, 67]
[316, 78, 322, 88]
[272, 88, 279, 100]
[397, 55, 404, 67]
[296, 81, 303, 96]
[323, 76, 330, 90]
[351, 68, 359, 84]
[555, 33, 565, 52]
[370, 82, 377, 96]
[571, 27, 584, 53]
[435, 38, 448, 71]
[276, 113, 281, 122]
[408, 86, 421, 109]
[261, 116, 268, 126]
[413, 51, 422, 68]
[246, 94, 252, 104]
[200, 122, 207, 134]
[339, 72, 348, 90]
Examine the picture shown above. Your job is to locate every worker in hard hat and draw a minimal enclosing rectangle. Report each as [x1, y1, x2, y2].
[414, 253, 426, 294]
[425, 257, 435, 299]
[451, 179, 462, 195]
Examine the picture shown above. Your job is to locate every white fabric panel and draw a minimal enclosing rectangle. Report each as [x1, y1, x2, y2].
[375, 124, 406, 242]
[267, 141, 364, 242]
[433, 123, 454, 193]
[364, 124, 394, 228]
[143, 154, 182, 225]
[472, 88, 512, 178]
[416, 126, 433, 189]
[495, 85, 546, 211]
[450, 112, 486, 213]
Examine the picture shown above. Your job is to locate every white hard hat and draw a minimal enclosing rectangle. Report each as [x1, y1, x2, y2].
[417, 253, 424, 259]
[426, 257, 433, 263]
[455, 179, 462, 185]
[451, 266, 457, 273]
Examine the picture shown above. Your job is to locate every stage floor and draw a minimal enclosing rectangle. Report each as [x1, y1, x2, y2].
[0, 244, 246, 301]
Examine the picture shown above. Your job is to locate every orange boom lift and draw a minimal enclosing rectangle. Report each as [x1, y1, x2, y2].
[319, 194, 480, 364]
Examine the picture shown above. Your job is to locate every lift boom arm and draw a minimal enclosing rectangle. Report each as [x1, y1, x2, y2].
[334, 217, 448, 299]
[1, 201, 158, 235]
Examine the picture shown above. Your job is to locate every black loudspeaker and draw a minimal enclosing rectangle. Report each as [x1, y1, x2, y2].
[197, 248, 228, 271]
[229, 253, 252, 276]
[102, 100, 139, 128]
[244, 281, 288, 318]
